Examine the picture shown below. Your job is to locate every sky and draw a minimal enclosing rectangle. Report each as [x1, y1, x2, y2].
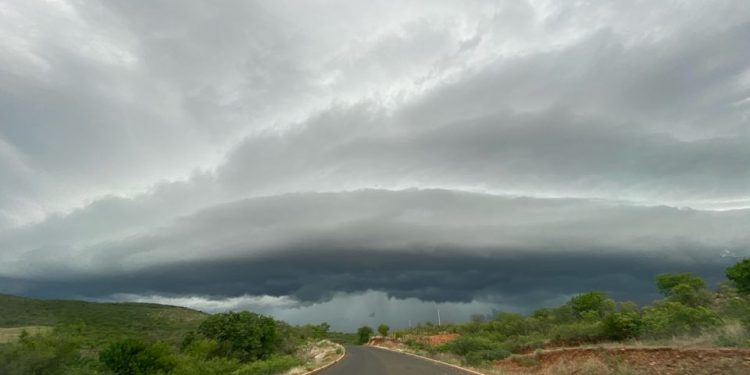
[1, 0, 750, 331]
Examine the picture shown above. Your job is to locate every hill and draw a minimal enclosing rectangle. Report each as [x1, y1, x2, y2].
[0, 295, 346, 375]
[0, 294, 207, 346]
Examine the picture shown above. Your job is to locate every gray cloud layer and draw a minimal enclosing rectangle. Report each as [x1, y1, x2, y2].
[2, 0, 750, 328]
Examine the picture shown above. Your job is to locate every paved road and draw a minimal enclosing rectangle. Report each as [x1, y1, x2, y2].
[319, 346, 473, 375]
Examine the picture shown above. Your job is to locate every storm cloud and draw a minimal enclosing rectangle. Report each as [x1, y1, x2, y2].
[1, 1, 750, 329]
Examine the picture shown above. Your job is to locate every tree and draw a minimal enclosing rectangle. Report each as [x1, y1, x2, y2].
[568, 291, 615, 319]
[197, 311, 278, 361]
[100, 339, 175, 375]
[377, 324, 389, 337]
[726, 259, 750, 294]
[656, 273, 705, 296]
[313, 322, 330, 338]
[356, 326, 373, 344]
[655, 272, 711, 307]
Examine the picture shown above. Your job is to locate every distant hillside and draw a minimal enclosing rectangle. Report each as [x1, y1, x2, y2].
[0, 294, 207, 345]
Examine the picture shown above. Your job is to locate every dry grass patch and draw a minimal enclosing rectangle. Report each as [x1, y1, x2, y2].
[0, 326, 52, 343]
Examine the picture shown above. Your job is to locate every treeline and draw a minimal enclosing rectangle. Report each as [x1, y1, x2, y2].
[395, 259, 750, 366]
[0, 310, 340, 375]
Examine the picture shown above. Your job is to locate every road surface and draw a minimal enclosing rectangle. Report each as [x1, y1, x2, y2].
[319, 346, 473, 375]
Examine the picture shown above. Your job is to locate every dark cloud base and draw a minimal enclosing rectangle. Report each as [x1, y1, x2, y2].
[4, 248, 734, 311]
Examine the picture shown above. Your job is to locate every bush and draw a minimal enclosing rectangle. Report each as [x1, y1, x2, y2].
[668, 283, 712, 307]
[356, 326, 374, 344]
[656, 273, 706, 295]
[489, 313, 530, 336]
[233, 355, 301, 375]
[568, 292, 615, 319]
[171, 356, 240, 375]
[498, 334, 546, 352]
[100, 339, 176, 375]
[727, 259, 750, 294]
[602, 311, 643, 340]
[464, 348, 511, 366]
[377, 324, 389, 337]
[549, 321, 603, 342]
[726, 295, 750, 328]
[198, 311, 278, 361]
[182, 338, 220, 360]
[0, 330, 85, 375]
[642, 301, 722, 337]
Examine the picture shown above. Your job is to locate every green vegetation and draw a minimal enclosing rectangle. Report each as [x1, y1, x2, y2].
[356, 326, 374, 344]
[396, 259, 750, 367]
[0, 296, 344, 375]
[100, 339, 176, 375]
[195, 311, 278, 361]
[377, 324, 389, 337]
[726, 259, 750, 294]
[0, 294, 205, 347]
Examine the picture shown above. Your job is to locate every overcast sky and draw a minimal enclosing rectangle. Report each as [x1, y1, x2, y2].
[1, 0, 750, 331]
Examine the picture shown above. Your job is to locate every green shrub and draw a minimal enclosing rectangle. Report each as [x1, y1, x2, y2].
[568, 292, 615, 319]
[99, 338, 176, 375]
[464, 348, 511, 366]
[489, 313, 530, 336]
[403, 338, 436, 354]
[498, 334, 546, 352]
[549, 321, 603, 342]
[440, 335, 498, 356]
[377, 324, 390, 337]
[727, 259, 750, 294]
[0, 330, 85, 375]
[726, 296, 750, 328]
[602, 312, 643, 340]
[356, 326, 373, 344]
[655, 273, 712, 307]
[182, 338, 220, 359]
[668, 283, 712, 307]
[642, 301, 722, 337]
[198, 311, 278, 361]
[172, 356, 240, 375]
[232, 355, 301, 375]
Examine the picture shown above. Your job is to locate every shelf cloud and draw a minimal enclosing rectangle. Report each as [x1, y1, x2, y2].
[2, 0, 749, 329]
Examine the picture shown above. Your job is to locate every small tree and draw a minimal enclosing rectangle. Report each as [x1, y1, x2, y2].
[655, 272, 711, 307]
[377, 324, 389, 337]
[310, 322, 330, 339]
[356, 326, 374, 344]
[656, 273, 705, 295]
[726, 259, 750, 294]
[568, 291, 615, 319]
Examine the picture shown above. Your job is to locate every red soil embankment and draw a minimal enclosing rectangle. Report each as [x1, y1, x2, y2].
[495, 346, 750, 375]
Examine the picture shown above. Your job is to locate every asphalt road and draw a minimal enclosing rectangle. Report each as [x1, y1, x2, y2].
[319, 346, 473, 375]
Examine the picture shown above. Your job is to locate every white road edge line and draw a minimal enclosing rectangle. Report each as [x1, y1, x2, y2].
[369, 345, 486, 375]
[299, 344, 347, 375]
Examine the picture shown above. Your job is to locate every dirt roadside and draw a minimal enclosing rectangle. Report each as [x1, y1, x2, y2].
[494, 346, 750, 375]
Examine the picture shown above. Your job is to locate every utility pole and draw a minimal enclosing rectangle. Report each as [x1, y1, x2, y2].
[437, 307, 441, 326]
